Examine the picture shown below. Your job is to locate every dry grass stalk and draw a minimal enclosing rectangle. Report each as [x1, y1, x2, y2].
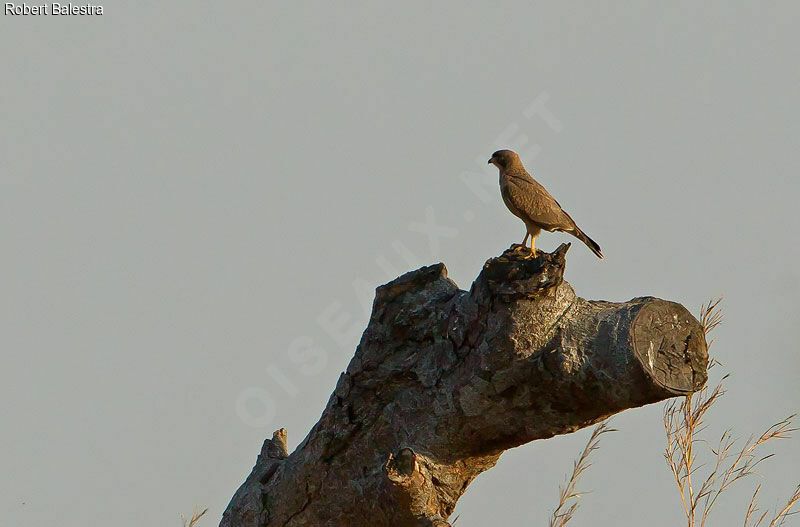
[744, 483, 800, 527]
[181, 506, 208, 527]
[549, 421, 616, 527]
[699, 297, 723, 342]
[663, 297, 799, 527]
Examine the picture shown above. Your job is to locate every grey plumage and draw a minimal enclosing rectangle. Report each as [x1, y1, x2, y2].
[489, 149, 603, 259]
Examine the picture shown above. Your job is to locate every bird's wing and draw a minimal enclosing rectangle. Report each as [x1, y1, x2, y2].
[505, 174, 577, 232]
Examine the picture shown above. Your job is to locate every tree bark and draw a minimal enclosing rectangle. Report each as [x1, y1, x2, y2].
[221, 244, 708, 527]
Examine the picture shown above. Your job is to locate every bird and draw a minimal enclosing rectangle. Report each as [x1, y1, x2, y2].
[488, 149, 603, 259]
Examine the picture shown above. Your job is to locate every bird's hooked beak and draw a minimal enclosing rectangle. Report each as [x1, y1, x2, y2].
[487, 157, 494, 165]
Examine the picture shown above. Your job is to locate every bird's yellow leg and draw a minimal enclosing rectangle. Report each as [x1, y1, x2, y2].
[528, 236, 538, 258]
[520, 233, 530, 248]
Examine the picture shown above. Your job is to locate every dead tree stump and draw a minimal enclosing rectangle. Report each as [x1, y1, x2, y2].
[221, 243, 708, 526]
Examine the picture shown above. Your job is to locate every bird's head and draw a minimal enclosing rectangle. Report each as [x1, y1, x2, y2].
[488, 149, 521, 169]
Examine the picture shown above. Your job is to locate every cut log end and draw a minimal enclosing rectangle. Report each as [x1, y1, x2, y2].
[631, 299, 709, 395]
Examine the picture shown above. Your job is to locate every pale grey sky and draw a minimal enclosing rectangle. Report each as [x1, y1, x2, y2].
[2, 2, 799, 526]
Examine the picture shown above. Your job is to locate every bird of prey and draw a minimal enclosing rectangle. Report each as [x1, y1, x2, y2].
[488, 149, 603, 259]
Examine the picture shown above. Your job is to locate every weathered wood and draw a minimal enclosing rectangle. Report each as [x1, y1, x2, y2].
[221, 244, 708, 527]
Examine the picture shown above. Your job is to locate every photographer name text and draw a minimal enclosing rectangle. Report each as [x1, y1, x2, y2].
[5, 3, 103, 15]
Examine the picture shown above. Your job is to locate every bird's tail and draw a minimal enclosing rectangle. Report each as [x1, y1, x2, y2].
[573, 228, 603, 259]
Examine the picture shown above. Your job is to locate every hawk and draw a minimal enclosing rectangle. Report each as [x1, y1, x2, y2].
[488, 149, 603, 259]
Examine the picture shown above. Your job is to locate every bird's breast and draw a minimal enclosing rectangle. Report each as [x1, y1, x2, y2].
[499, 179, 524, 219]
